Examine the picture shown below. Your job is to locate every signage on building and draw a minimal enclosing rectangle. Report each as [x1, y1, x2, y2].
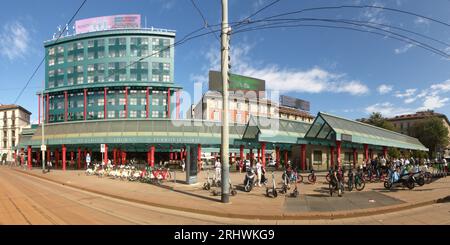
[208, 71, 265, 92]
[75, 15, 141, 34]
[100, 144, 106, 153]
[280, 95, 310, 111]
[341, 134, 352, 142]
[40, 145, 47, 152]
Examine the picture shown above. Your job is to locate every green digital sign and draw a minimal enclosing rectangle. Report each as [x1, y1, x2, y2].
[209, 71, 265, 92]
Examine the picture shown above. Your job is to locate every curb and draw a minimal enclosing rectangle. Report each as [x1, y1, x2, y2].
[13, 169, 443, 220]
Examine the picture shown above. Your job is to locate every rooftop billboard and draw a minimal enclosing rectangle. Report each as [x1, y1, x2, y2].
[75, 15, 141, 34]
[280, 95, 310, 112]
[208, 71, 265, 93]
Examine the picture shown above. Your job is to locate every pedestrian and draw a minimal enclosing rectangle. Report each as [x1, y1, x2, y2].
[181, 159, 186, 172]
[86, 153, 91, 169]
[255, 160, 262, 187]
[214, 159, 221, 181]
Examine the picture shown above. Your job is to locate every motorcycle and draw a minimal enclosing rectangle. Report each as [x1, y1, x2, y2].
[244, 168, 255, 192]
[384, 168, 415, 190]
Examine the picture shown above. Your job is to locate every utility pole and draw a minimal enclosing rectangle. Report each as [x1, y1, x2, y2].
[220, 0, 230, 203]
[41, 84, 46, 173]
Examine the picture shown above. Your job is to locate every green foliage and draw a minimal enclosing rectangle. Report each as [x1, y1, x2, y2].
[363, 112, 396, 131]
[409, 117, 449, 158]
[1, 153, 6, 161]
[388, 148, 401, 159]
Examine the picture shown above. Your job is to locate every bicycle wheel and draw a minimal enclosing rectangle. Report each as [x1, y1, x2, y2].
[347, 179, 353, 192]
[355, 179, 365, 191]
[329, 182, 334, 197]
[308, 174, 316, 184]
[325, 173, 331, 183]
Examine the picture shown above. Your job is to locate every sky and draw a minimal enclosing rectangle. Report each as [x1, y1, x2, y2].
[0, 0, 450, 123]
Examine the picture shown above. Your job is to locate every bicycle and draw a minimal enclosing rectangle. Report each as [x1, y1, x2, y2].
[329, 169, 344, 197]
[307, 169, 316, 184]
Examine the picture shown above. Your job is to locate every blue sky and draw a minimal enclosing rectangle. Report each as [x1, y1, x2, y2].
[0, 0, 449, 123]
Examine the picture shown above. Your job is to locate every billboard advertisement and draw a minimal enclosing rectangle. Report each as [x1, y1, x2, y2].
[280, 95, 310, 111]
[75, 15, 141, 34]
[208, 71, 265, 92]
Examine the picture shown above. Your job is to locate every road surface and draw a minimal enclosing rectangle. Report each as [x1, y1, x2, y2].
[0, 167, 448, 224]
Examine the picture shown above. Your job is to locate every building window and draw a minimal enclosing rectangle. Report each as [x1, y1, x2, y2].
[313, 151, 322, 165]
[98, 99, 104, 106]
[141, 98, 147, 105]
[67, 55, 74, 63]
[108, 111, 115, 118]
[141, 111, 146, 118]
[119, 98, 126, 105]
[152, 98, 159, 106]
[119, 110, 126, 118]
[130, 98, 137, 105]
[77, 65, 83, 72]
[77, 77, 84, 84]
[152, 111, 159, 118]
[57, 46, 64, 53]
[163, 63, 170, 71]
[77, 54, 84, 61]
[163, 75, 170, 82]
[49, 59, 55, 66]
[88, 76, 94, 84]
[57, 57, 64, 64]
[97, 111, 104, 119]
[152, 74, 159, 82]
[49, 48, 55, 56]
[48, 70, 55, 77]
[130, 111, 137, 118]
[108, 98, 115, 106]
[77, 42, 83, 49]
[57, 102, 64, 109]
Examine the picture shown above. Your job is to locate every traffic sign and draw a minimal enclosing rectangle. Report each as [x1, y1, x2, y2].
[100, 144, 105, 153]
[41, 145, 47, 151]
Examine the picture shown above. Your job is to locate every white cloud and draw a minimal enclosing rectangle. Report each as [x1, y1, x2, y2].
[394, 44, 414, 54]
[414, 17, 431, 26]
[404, 97, 416, 104]
[430, 79, 450, 92]
[360, 1, 389, 24]
[0, 21, 30, 60]
[418, 96, 449, 110]
[377, 84, 393, 94]
[194, 43, 369, 96]
[395, 88, 417, 98]
[365, 102, 413, 117]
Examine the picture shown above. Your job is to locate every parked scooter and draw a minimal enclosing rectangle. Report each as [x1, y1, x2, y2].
[212, 179, 237, 196]
[266, 171, 278, 198]
[280, 170, 291, 194]
[384, 167, 415, 190]
[244, 167, 256, 192]
[203, 170, 213, 190]
[290, 182, 299, 198]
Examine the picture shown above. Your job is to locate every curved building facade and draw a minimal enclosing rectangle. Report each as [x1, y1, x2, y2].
[42, 28, 181, 123]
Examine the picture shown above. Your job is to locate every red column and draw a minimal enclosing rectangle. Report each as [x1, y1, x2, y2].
[167, 88, 171, 118]
[170, 145, 173, 161]
[37, 151, 41, 166]
[364, 144, 369, 161]
[104, 88, 107, 120]
[78, 147, 81, 169]
[183, 146, 187, 160]
[62, 145, 66, 171]
[261, 142, 266, 168]
[150, 146, 155, 167]
[46, 150, 50, 166]
[383, 146, 388, 158]
[197, 144, 202, 162]
[353, 148, 357, 168]
[284, 150, 288, 168]
[336, 141, 342, 168]
[84, 149, 87, 168]
[301, 144, 306, 171]
[46, 94, 49, 122]
[38, 95, 41, 124]
[275, 146, 280, 169]
[70, 151, 74, 168]
[175, 150, 178, 160]
[83, 89, 87, 120]
[240, 145, 244, 163]
[27, 146, 32, 170]
[330, 146, 335, 168]
[146, 87, 150, 118]
[257, 148, 261, 162]
[104, 144, 108, 164]
[122, 151, 127, 164]
[64, 91, 68, 121]
[124, 87, 128, 118]
[250, 149, 253, 162]
[176, 90, 180, 119]
[113, 148, 117, 166]
[20, 148, 24, 166]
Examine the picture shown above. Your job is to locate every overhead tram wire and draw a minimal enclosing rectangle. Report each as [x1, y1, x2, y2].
[233, 18, 450, 58]
[233, 0, 282, 29]
[237, 17, 450, 48]
[13, 0, 88, 104]
[235, 5, 450, 31]
[189, 0, 220, 42]
[232, 22, 450, 59]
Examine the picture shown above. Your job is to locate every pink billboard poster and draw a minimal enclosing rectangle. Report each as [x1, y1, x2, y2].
[75, 15, 141, 34]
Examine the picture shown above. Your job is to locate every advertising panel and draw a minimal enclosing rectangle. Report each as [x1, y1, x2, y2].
[208, 70, 265, 92]
[75, 15, 141, 34]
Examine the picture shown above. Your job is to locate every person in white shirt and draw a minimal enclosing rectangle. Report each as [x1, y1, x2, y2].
[214, 159, 221, 181]
[255, 161, 262, 187]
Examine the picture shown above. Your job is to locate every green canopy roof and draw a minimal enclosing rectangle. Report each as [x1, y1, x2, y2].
[305, 112, 428, 151]
[243, 116, 311, 144]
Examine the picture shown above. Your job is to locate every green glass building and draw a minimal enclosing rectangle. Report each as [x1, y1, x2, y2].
[42, 27, 181, 123]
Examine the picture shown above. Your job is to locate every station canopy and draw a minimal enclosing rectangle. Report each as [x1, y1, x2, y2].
[305, 112, 428, 151]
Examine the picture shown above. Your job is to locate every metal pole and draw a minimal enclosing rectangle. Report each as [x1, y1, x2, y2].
[41, 87, 46, 173]
[220, 0, 230, 203]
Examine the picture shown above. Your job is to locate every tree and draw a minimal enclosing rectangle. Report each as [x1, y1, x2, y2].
[360, 112, 396, 131]
[409, 117, 450, 158]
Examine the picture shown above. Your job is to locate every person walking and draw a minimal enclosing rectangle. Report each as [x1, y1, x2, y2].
[214, 159, 221, 182]
[86, 153, 91, 169]
[255, 160, 262, 187]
